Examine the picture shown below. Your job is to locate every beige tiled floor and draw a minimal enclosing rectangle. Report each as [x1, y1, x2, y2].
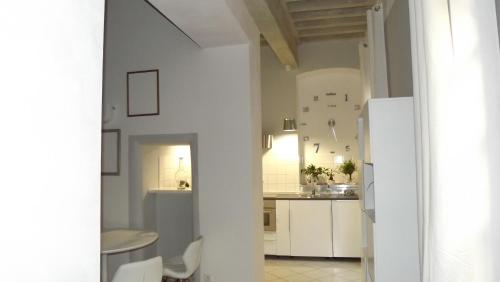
[264, 257, 362, 282]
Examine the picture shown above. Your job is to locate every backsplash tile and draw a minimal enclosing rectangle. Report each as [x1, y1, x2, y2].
[262, 134, 300, 193]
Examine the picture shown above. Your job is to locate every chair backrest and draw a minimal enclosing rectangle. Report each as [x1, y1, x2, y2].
[182, 236, 203, 275]
[112, 256, 163, 282]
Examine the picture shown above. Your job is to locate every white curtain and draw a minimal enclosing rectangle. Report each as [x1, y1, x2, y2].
[359, 41, 371, 106]
[366, 5, 389, 99]
[410, 0, 500, 281]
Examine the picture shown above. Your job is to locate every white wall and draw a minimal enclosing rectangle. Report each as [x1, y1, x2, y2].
[102, 0, 263, 281]
[261, 39, 361, 134]
[384, 0, 413, 97]
[148, 0, 249, 47]
[297, 69, 363, 183]
[261, 39, 361, 192]
[142, 145, 159, 194]
[146, 191, 194, 262]
[0, 0, 104, 281]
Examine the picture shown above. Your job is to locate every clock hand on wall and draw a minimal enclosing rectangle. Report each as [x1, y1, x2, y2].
[328, 119, 338, 141]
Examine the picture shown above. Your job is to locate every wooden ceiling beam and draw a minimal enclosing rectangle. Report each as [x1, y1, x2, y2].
[245, 0, 299, 68]
[300, 32, 366, 42]
[287, 0, 374, 13]
[292, 7, 369, 22]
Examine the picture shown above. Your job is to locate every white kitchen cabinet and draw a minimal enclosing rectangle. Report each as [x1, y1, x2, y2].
[276, 200, 290, 255]
[264, 232, 277, 255]
[331, 200, 362, 257]
[290, 200, 333, 257]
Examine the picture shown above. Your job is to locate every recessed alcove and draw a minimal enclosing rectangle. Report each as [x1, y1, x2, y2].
[142, 144, 193, 191]
[128, 133, 198, 262]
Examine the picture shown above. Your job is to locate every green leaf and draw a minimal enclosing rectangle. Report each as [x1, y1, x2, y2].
[339, 160, 356, 176]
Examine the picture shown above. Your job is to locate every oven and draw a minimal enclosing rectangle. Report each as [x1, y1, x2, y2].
[263, 200, 276, 232]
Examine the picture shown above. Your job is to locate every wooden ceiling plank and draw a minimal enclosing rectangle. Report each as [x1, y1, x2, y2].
[294, 15, 366, 27]
[292, 7, 370, 22]
[296, 20, 367, 30]
[298, 26, 367, 37]
[244, 0, 299, 68]
[300, 32, 366, 42]
[288, 0, 374, 13]
[294, 12, 367, 22]
[279, 0, 301, 44]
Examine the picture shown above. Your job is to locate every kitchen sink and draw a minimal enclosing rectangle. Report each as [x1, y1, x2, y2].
[263, 191, 359, 200]
[281, 192, 338, 199]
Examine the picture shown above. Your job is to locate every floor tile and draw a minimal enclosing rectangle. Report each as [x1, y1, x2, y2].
[335, 270, 362, 280]
[315, 275, 351, 282]
[283, 274, 314, 282]
[264, 257, 361, 282]
[268, 267, 298, 278]
[265, 272, 285, 282]
[303, 269, 334, 279]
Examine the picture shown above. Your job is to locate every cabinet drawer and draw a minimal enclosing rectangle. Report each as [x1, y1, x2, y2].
[264, 239, 276, 255]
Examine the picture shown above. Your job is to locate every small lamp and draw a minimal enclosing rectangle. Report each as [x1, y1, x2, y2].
[262, 134, 273, 149]
[283, 118, 297, 132]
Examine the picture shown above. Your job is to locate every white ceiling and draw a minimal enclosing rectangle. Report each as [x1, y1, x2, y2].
[147, 0, 251, 47]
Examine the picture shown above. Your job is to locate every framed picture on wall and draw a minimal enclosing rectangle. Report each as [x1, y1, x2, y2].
[126, 69, 160, 117]
[101, 129, 121, 175]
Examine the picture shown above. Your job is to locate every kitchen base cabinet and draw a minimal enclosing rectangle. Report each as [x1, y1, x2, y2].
[264, 232, 277, 255]
[332, 200, 362, 257]
[290, 200, 333, 257]
[264, 198, 362, 258]
[276, 200, 291, 255]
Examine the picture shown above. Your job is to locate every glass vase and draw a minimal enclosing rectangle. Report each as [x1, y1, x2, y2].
[174, 157, 189, 190]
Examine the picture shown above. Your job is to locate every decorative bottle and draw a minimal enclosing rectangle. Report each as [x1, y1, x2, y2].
[174, 157, 189, 190]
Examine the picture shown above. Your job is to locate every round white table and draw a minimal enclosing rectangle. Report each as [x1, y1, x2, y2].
[101, 229, 159, 282]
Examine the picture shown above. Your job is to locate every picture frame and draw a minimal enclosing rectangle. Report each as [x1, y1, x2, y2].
[101, 129, 121, 176]
[126, 69, 160, 117]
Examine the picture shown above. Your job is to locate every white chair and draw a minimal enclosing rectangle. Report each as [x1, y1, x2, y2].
[112, 256, 163, 282]
[162, 236, 203, 282]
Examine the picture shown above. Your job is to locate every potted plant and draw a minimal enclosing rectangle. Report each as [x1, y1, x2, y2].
[339, 160, 356, 183]
[325, 168, 336, 185]
[301, 164, 326, 184]
[301, 164, 330, 193]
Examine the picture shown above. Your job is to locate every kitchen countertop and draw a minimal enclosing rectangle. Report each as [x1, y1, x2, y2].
[264, 192, 359, 200]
